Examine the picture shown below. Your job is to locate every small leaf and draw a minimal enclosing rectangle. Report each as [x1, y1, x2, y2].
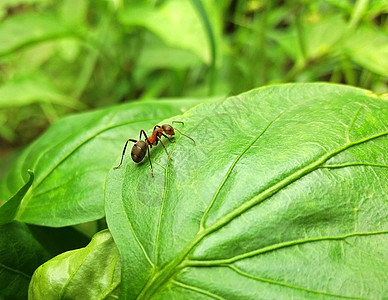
[0, 170, 33, 225]
[344, 25, 388, 77]
[0, 75, 79, 109]
[105, 83, 388, 299]
[119, 0, 212, 64]
[0, 99, 202, 226]
[29, 230, 120, 300]
[0, 222, 50, 300]
[270, 16, 347, 62]
[0, 13, 71, 56]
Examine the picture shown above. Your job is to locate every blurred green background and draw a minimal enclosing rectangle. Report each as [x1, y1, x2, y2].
[0, 0, 387, 162]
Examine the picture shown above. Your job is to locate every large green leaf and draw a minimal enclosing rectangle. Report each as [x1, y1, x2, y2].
[0, 99, 202, 226]
[29, 230, 120, 299]
[105, 83, 388, 299]
[0, 222, 50, 300]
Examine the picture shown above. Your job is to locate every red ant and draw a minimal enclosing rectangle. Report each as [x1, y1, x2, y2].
[113, 121, 195, 176]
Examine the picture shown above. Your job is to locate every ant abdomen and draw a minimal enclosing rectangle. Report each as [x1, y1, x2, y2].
[131, 141, 146, 163]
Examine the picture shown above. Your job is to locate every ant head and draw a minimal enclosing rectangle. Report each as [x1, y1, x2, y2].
[162, 124, 174, 135]
[154, 125, 162, 133]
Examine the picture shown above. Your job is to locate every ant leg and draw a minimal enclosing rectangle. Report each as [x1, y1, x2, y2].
[161, 132, 175, 143]
[140, 130, 152, 147]
[174, 128, 196, 144]
[139, 129, 146, 140]
[146, 144, 154, 177]
[113, 139, 137, 169]
[157, 136, 173, 161]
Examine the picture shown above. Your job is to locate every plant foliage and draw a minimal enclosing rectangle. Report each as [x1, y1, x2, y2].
[2, 83, 387, 299]
[1, 0, 388, 299]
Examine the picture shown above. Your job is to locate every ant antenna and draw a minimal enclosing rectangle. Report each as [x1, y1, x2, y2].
[172, 121, 184, 125]
[175, 128, 195, 144]
[172, 121, 196, 144]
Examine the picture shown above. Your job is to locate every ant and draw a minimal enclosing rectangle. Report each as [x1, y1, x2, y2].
[113, 121, 195, 176]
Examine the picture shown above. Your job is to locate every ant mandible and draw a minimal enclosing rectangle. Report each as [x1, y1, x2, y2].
[113, 121, 195, 176]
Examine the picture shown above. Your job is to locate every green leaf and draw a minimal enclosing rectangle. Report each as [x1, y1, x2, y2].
[0, 13, 71, 57]
[0, 99, 202, 226]
[0, 75, 79, 109]
[0, 222, 50, 300]
[136, 35, 202, 71]
[344, 25, 388, 77]
[119, 0, 213, 64]
[29, 230, 120, 300]
[105, 83, 388, 299]
[270, 16, 347, 63]
[0, 170, 33, 225]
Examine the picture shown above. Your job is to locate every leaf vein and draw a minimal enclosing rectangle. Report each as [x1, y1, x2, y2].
[0, 262, 31, 280]
[186, 231, 388, 265]
[199, 112, 283, 230]
[154, 144, 175, 265]
[322, 162, 388, 169]
[346, 105, 364, 143]
[172, 280, 226, 300]
[226, 265, 366, 299]
[121, 198, 154, 267]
